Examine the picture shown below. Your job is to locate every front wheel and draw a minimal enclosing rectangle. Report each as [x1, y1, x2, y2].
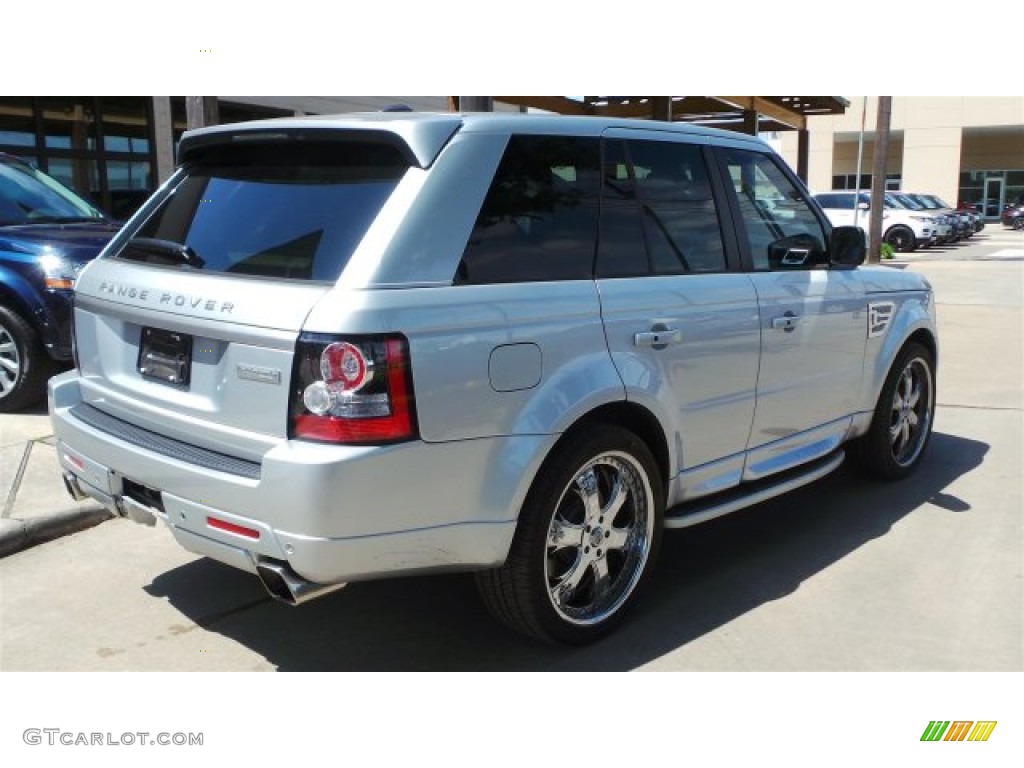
[854, 342, 936, 480]
[0, 306, 56, 413]
[884, 226, 917, 253]
[476, 424, 664, 644]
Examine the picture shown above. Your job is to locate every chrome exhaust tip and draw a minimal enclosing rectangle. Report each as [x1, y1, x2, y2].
[62, 472, 89, 502]
[254, 557, 346, 606]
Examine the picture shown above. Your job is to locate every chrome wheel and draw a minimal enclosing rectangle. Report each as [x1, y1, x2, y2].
[545, 451, 655, 626]
[888, 356, 933, 468]
[0, 321, 22, 399]
[476, 424, 663, 644]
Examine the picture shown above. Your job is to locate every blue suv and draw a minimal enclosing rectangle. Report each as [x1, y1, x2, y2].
[0, 153, 121, 411]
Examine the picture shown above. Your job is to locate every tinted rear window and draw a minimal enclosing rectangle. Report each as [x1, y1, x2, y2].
[114, 142, 409, 282]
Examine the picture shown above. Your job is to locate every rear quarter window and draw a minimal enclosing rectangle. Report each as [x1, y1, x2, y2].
[455, 135, 600, 284]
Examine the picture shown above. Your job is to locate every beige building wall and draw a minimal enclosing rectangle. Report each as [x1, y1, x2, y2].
[777, 129, 834, 194]
[901, 127, 962, 202]
[810, 97, 1024, 133]
[798, 96, 1024, 207]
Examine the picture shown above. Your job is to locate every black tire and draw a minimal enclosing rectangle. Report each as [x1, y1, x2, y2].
[1013, 218, 1024, 231]
[476, 423, 664, 645]
[0, 305, 57, 413]
[853, 342, 935, 481]
[884, 225, 916, 253]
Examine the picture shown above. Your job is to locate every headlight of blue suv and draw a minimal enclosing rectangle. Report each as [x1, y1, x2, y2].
[38, 251, 84, 290]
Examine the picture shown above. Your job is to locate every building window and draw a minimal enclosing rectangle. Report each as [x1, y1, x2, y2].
[831, 173, 901, 191]
[0, 97, 156, 219]
[0, 97, 297, 220]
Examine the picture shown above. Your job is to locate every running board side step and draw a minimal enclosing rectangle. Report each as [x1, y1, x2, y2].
[664, 450, 845, 529]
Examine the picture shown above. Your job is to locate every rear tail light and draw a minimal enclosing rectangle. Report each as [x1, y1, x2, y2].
[289, 333, 418, 444]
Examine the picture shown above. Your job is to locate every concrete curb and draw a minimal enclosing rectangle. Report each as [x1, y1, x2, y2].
[0, 506, 114, 558]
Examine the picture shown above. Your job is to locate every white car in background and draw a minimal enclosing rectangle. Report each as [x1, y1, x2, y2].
[813, 191, 937, 252]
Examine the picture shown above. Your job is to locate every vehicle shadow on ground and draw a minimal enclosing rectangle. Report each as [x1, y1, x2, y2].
[146, 431, 987, 671]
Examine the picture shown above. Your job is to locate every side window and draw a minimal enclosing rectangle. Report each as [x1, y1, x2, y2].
[596, 138, 727, 277]
[455, 135, 600, 284]
[719, 148, 828, 271]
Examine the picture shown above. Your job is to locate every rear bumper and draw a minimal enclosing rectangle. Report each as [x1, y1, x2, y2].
[49, 371, 534, 584]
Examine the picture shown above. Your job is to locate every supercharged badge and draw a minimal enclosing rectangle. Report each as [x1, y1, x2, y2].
[236, 364, 281, 385]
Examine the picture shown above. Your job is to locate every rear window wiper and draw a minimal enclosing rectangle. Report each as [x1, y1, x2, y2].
[120, 237, 205, 268]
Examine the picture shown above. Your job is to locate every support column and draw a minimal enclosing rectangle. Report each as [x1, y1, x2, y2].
[185, 97, 219, 130]
[797, 129, 809, 183]
[457, 97, 494, 112]
[151, 97, 175, 183]
[652, 97, 672, 122]
[742, 109, 758, 135]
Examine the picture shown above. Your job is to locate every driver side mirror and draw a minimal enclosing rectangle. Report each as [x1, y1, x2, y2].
[857, 201, 870, 211]
[830, 225, 866, 266]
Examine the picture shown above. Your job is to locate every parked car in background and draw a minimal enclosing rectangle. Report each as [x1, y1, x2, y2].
[888, 192, 954, 244]
[1002, 200, 1024, 229]
[49, 113, 938, 644]
[956, 201, 986, 231]
[902, 193, 974, 241]
[0, 153, 120, 410]
[813, 190, 937, 251]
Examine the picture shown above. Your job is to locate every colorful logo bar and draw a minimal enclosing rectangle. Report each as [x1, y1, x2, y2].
[921, 721, 997, 742]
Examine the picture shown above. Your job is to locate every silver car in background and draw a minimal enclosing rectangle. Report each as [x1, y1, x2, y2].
[49, 113, 938, 644]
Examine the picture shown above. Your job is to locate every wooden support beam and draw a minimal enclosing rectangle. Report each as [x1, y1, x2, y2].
[714, 96, 806, 130]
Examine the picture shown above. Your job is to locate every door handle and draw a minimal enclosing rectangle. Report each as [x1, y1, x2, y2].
[771, 312, 801, 332]
[634, 328, 682, 349]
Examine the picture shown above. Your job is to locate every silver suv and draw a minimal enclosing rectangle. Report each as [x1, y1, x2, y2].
[49, 113, 938, 644]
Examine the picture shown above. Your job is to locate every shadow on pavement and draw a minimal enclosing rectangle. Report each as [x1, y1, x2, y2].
[145, 430, 987, 671]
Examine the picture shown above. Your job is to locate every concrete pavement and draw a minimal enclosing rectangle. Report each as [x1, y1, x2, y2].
[0, 404, 110, 558]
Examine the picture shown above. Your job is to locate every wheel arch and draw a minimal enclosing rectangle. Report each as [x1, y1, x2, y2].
[536, 400, 670, 500]
[0, 273, 44, 330]
[853, 317, 938, 439]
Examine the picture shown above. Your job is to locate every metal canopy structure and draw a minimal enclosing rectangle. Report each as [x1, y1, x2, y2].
[492, 96, 850, 133]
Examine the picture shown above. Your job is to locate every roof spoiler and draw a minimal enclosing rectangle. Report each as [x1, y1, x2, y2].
[177, 114, 463, 169]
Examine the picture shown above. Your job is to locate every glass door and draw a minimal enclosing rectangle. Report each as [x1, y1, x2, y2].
[983, 177, 1004, 219]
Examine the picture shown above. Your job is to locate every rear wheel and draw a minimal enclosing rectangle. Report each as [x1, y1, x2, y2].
[854, 342, 935, 481]
[0, 306, 56, 412]
[476, 424, 664, 644]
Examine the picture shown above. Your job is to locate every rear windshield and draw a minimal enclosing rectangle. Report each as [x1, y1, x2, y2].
[113, 141, 409, 281]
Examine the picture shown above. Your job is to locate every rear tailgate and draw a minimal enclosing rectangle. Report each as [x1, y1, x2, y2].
[73, 261, 328, 461]
[69, 121, 457, 462]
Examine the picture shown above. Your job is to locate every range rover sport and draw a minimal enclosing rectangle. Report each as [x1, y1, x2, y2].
[49, 113, 938, 644]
